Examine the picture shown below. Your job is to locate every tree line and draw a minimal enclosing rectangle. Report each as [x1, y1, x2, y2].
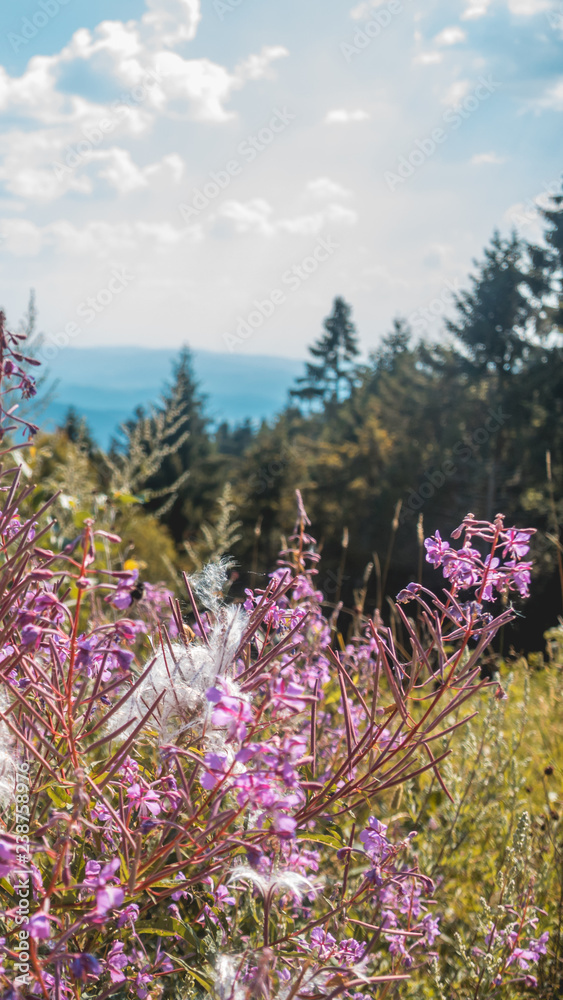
[52, 183, 563, 650]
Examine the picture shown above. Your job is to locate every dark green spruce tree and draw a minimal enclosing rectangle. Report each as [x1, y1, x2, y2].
[127, 346, 215, 545]
[421, 231, 545, 518]
[291, 297, 360, 406]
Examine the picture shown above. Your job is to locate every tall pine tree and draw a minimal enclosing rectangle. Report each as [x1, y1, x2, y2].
[115, 346, 214, 544]
[291, 297, 360, 405]
[422, 231, 544, 518]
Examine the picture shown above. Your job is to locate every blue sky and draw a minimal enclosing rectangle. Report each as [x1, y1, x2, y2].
[0, 0, 562, 360]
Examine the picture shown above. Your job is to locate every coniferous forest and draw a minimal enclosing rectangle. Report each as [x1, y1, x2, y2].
[23, 191, 563, 652]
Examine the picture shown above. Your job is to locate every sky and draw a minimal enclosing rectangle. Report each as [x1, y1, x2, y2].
[0, 0, 562, 361]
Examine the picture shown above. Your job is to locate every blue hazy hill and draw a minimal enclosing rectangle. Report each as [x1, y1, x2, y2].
[40, 347, 304, 448]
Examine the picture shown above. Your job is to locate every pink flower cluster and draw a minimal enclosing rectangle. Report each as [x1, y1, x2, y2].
[424, 514, 535, 601]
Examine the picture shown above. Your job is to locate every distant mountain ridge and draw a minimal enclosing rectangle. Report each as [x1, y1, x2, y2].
[38, 346, 304, 448]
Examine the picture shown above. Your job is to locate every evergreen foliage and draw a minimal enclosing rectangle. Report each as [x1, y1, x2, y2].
[19, 179, 563, 651]
[290, 296, 360, 404]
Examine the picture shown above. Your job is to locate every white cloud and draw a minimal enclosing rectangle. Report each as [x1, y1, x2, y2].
[0, 1, 290, 208]
[442, 79, 472, 105]
[324, 109, 370, 123]
[141, 0, 202, 47]
[0, 0, 560, 362]
[0, 217, 193, 258]
[277, 203, 357, 235]
[235, 46, 289, 81]
[471, 152, 505, 164]
[0, 18, 286, 129]
[212, 199, 357, 237]
[435, 27, 467, 46]
[214, 198, 275, 236]
[507, 0, 552, 14]
[94, 149, 185, 194]
[413, 52, 443, 65]
[350, 0, 387, 17]
[0, 122, 185, 202]
[155, 53, 239, 121]
[307, 177, 353, 200]
[0, 219, 44, 257]
[461, 0, 492, 19]
[534, 77, 563, 110]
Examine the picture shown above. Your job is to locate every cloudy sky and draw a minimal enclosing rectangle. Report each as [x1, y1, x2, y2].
[0, 0, 562, 360]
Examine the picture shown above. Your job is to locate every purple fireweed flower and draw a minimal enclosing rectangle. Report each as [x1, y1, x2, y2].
[504, 560, 532, 598]
[273, 813, 297, 839]
[201, 752, 230, 790]
[170, 873, 188, 901]
[20, 623, 42, 649]
[26, 913, 51, 940]
[134, 968, 154, 1000]
[71, 954, 103, 983]
[271, 678, 307, 713]
[118, 756, 140, 785]
[508, 947, 540, 971]
[359, 818, 393, 862]
[117, 903, 140, 927]
[206, 685, 253, 741]
[530, 931, 549, 957]
[106, 941, 128, 983]
[143, 582, 174, 611]
[481, 555, 502, 602]
[127, 783, 162, 817]
[501, 528, 534, 559]
[115, 619, 148, 641]
[106, 570, 138, 610]
[75, 636, 99, 674]
[99, 858, 121, 882]
[424, 531, 450, 567]
[388, 934, 412, 967]
[0, 839, 17, 878]
[442, 549, 482, 589]
[243, 589, 255, 612]
[310, 927, 338, 960]
[421, 913, 441, 946]
[95, 885, 125, 918]
[215, 884, 236, 908]
[83, 860, 102, 886]
[33, 591, 66, 623]
[91, 803, 112, 825]
[112, 648, 135, 671]
[396, 582, 423, 603]
[339, 939, 366, 967]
